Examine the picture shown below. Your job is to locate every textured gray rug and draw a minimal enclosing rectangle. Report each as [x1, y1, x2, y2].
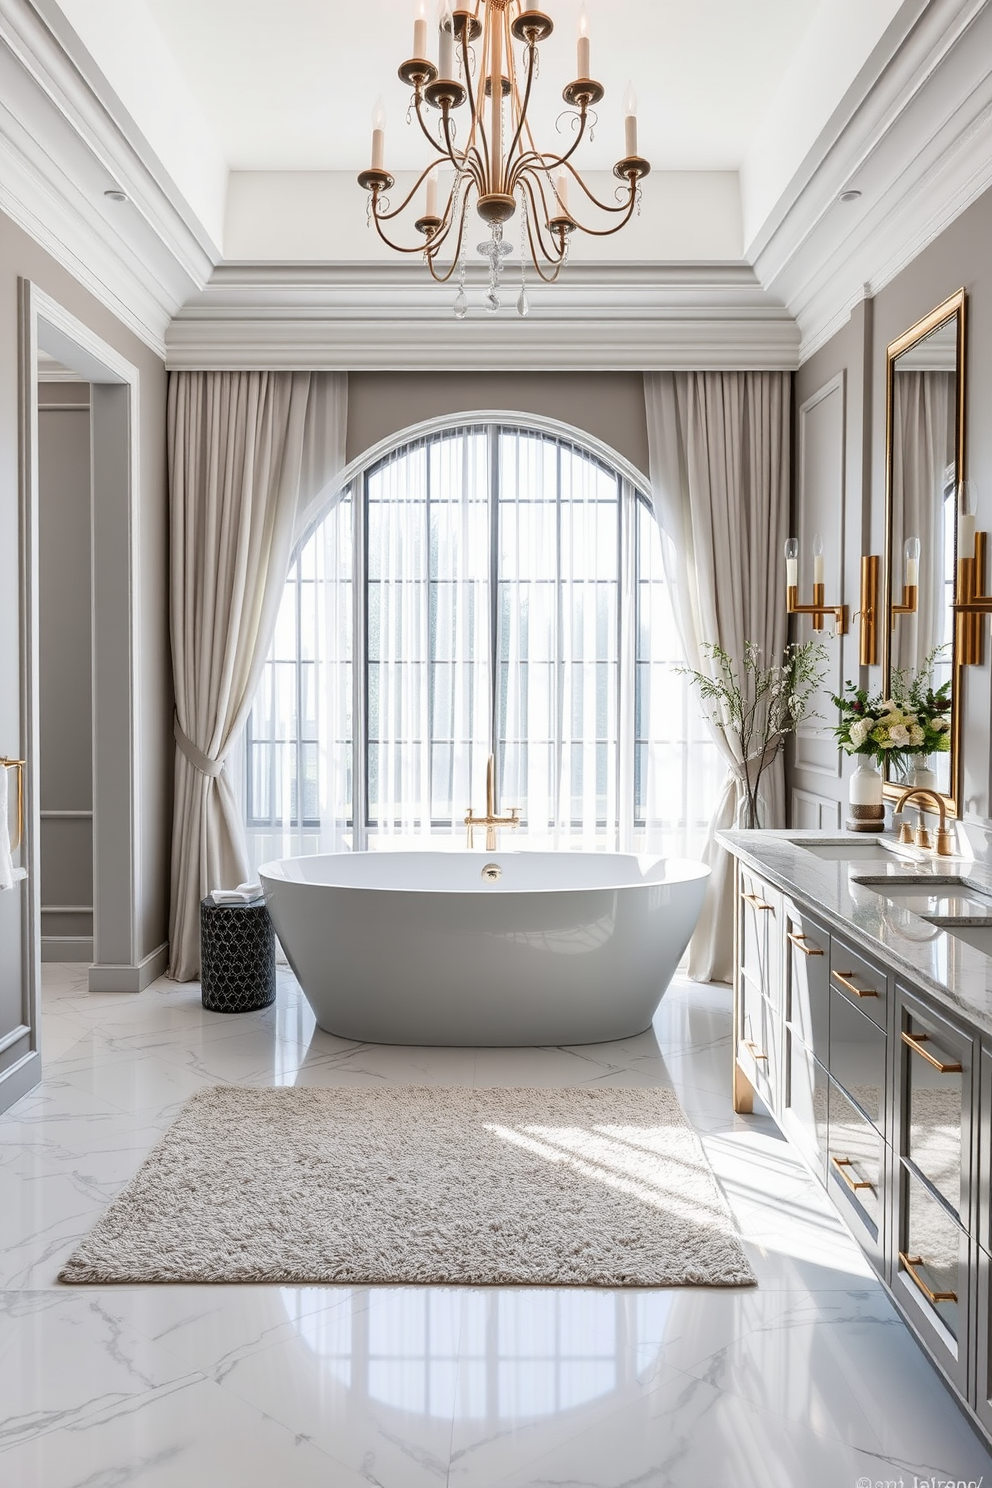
[59, 1085, 755, 1288]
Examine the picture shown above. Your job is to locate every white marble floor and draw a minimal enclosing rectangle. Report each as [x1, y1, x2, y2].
[1, 966, 991, 1487]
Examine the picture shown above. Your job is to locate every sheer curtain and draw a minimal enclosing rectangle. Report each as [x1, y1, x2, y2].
[498, 430, 620, 848]
[168, 370, 347, 979]
[370, 429, 490, 839]
[644, 371, 791, 983]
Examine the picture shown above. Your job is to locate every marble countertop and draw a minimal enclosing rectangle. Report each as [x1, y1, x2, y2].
[717, 828, 992, 1040]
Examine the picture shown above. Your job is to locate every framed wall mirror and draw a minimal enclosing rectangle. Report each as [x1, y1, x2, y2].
[883, 288, 966, 812]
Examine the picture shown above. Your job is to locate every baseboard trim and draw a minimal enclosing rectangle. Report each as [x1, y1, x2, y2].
[0, 1050, 41, 1116]
[42, 936, 94, 963]
[88, 942, 169, 994]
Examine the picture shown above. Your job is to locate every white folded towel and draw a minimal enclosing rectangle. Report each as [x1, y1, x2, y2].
[210, 882, 263, 906]
[0, 767, 13, 892]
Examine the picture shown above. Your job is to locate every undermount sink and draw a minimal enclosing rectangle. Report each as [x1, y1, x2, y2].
[793, 838, 920, 863]
[853, 875, 992, 916]
[934, 923, 992, 954]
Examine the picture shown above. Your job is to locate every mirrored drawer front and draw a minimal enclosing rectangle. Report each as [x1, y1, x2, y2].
[785, 907, 829, 1061]
[900, 1168, 966, 1345]
[786, 1030, 828, 1173]
[829, 987, 886, 1131]
[828, 1079, 882, 1235]
[739, 981, 778, 1105]
[829, 939, 887, 1029]
[902, 1013, 965, 1220]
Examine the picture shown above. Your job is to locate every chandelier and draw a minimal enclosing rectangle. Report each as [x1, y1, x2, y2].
[357, 1, 651, 317]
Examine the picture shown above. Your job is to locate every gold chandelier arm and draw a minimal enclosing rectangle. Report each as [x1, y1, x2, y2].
[374, 162, 450, 223]
[423, 208, 470, 283]
[560, 173, 640, 234]
[503, 39, 536, 178]
[519, 176, 568, 281]
[369, 215, 442, 256]
[412, 91, 451, 157]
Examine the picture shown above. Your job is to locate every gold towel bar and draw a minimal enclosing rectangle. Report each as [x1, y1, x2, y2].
[1, 757, 25, 855]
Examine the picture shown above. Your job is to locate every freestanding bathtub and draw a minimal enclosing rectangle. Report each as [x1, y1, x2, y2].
[259, 850, 709, 1047]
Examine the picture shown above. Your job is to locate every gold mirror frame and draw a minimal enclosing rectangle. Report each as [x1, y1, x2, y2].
[882, 288, 966, 815]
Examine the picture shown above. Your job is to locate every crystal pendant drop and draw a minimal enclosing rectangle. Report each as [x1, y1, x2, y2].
[485, 290, 500, 314]
[516, 287, 530, 318]
[453, 286, 468, 319]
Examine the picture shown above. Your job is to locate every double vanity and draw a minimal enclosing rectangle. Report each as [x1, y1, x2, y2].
[720, 827, 992, 1448]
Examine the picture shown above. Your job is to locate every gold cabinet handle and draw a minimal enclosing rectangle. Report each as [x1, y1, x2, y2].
[901, 1031, 962, 1074]
[788, 932, 823, 956]
[742, 892, 773, 911]
[832, 969, 879, 999]
[899, 1252, 958, 1305]
[831, 1155, 875, 1192]
[743, 1040, 768, 1061]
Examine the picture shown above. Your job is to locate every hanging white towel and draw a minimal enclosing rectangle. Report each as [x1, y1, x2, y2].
[0, 767, 13, 892]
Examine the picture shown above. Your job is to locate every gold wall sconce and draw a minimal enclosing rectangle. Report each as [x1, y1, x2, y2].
[859, 538, 919, 667]
[785, 535, 848, 635]
[891, 537, 920, 623]
[954, 488, 989, 666]
[860, 555, 880, 666]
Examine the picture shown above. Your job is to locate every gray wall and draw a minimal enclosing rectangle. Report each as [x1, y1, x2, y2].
[38, 382, 93, 959]
[347, 372, 650, 477]
[790, 183, 992, 848]
[0, 205, 171, 1104]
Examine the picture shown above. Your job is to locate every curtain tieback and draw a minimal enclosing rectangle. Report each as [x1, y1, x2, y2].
[174, 716, 224, 779]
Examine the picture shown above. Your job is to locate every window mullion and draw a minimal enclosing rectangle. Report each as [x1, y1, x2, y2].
[617, 483, 636, 853]
[354, 475, 369, 850]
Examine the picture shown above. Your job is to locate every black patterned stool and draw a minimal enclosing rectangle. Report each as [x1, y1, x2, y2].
[199, 898, 276, 1013]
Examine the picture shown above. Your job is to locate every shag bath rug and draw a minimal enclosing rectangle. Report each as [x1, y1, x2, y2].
[59, 1085, 755, 1288]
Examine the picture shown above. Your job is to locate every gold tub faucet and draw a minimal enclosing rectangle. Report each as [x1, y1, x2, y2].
[465, 755, 520, 851]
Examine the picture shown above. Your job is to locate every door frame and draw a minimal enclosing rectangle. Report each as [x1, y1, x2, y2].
[18, 282, 150, 1011]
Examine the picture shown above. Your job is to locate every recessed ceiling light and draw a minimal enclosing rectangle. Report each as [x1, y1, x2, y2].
[839, 189, 862, 204]
[104, 188, 128, 203]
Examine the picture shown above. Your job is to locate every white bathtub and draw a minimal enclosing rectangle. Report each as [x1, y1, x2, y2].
[259, 850, 709, 1047]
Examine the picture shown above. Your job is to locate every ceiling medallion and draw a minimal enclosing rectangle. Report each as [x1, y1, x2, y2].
[357, 2, 651, 318]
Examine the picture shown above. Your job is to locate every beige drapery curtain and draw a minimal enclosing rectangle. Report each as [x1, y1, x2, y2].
[891, 369, 954, 672]
[168, 370, 348, 980]
[644, 371, 792, 983]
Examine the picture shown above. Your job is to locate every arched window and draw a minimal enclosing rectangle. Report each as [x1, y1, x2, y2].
[243, 418, 718, 861]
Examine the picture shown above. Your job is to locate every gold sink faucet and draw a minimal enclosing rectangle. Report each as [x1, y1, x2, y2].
[894, 786, 955, 857]
[465, 754, 520, 851]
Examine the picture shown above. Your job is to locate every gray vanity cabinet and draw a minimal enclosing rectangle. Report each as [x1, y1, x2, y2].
[976, 1047, 992, 1436]
[781, 899, 829, 1176]
[729, 847, 992, 1448]
[892, 984, 978, 1396]
[735, 869, 783, 1113]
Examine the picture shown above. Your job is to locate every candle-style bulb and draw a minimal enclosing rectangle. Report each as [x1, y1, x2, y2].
[812, 532, 824, 557]
[904, 536, 920, 587]
[623, 82, 638, 157]
[438, 1, 453, 77]
[370, 97, 386, 171]
[784, 537, 799, 590]
[904, 537, 921, 562]
[414, 0, 428, 59]
[577, 3, 591, 77]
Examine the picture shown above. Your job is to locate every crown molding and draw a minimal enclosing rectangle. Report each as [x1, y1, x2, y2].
[0, 0, 219, 356]
[749, 0, 992, 362]
[165, 262, 801, 371]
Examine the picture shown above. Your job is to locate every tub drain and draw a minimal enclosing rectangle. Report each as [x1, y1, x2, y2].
[481, 862, 502, 882]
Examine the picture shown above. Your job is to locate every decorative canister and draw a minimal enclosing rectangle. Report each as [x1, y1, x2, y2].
[847, 761, 885, 832]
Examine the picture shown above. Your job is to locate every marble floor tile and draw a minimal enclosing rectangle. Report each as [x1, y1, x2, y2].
[0, 964, 989, 1484]
[0, 1372, 365, 1488]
